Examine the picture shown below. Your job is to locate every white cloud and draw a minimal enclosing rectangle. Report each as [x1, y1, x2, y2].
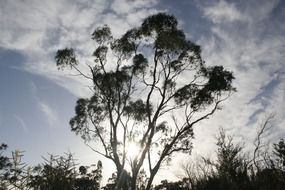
[191, 0, 285, 157]
[0, 0, 159, 98]
[110, 0, 157, 15]
[203, 0, 247, 23]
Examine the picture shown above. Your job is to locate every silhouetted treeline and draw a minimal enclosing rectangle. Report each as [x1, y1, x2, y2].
[154, 130, 285, 190]
[0, 150, 102, 190]
[1, 132, 284, 190]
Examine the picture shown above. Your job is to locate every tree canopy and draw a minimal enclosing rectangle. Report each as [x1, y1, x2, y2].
[56, 13, 235, 190]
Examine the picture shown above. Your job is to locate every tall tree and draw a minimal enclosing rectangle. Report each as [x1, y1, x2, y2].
[56, 13, 235, 190]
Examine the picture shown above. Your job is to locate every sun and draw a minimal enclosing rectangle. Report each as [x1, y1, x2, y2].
[126, 142, 140, 160]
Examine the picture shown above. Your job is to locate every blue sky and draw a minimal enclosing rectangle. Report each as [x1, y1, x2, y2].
[1, 0, 285, 182]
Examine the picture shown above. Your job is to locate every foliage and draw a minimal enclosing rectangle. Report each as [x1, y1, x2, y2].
[1, 128, 284, 190]
[180, 131, 285, 190]
[56, 12, 235, 190]
[1, 149, 31, 190]
[29, 153, 77, 190]
[29, 153, 102, 190]
[0, 144, 10, 170]
[273, 138, 285, 170]
[154, 179, 189, 190]
[215, 130, 248, 184]
[75, 161, 103, 190]
[0, 143, 11, 190]
[0, 148, 102, 190]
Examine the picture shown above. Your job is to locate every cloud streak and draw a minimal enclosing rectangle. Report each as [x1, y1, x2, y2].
[38, 101, 58, 127]
[14, 115, 29, 133]
[29, 81, 58, 127]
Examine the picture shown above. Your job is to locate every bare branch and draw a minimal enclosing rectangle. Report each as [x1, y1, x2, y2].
[252, 113, 275, 171]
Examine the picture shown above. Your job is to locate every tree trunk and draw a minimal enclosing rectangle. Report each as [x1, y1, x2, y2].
[145, 166, 159, 190]
[145, 156, 165, 190]
[130, 172, 138, 190]
[115, 165, 125, 190]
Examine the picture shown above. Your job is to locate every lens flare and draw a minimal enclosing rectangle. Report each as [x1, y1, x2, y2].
[126, 142, 140, 160]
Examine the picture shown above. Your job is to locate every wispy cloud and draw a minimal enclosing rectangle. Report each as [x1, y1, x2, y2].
[0, 0, 159, 97]
[192, 0, 285, 152]
[29, 81, 58, 127]
[14, 115, 29, 133]
[38, 101, 58, 127]
[203, 0, 247, 23]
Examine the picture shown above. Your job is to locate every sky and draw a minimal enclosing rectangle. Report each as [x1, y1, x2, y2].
[1, 0, 285, 184]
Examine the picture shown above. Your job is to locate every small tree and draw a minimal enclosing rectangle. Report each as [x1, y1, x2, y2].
[29, 153, 77, 190]
[29, 153, 103, 190]
[75, 161, 103, 190]
[252, 114, 275, 171]
[273, 138, 285, 170]
[1, 150, 31, 190]
[56, 13, 235, 190]
[182, 130, 250, 190]
[215, 130, 249, 189]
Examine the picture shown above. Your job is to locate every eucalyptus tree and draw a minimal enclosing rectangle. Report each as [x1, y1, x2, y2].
[56, 13, 235, 190]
